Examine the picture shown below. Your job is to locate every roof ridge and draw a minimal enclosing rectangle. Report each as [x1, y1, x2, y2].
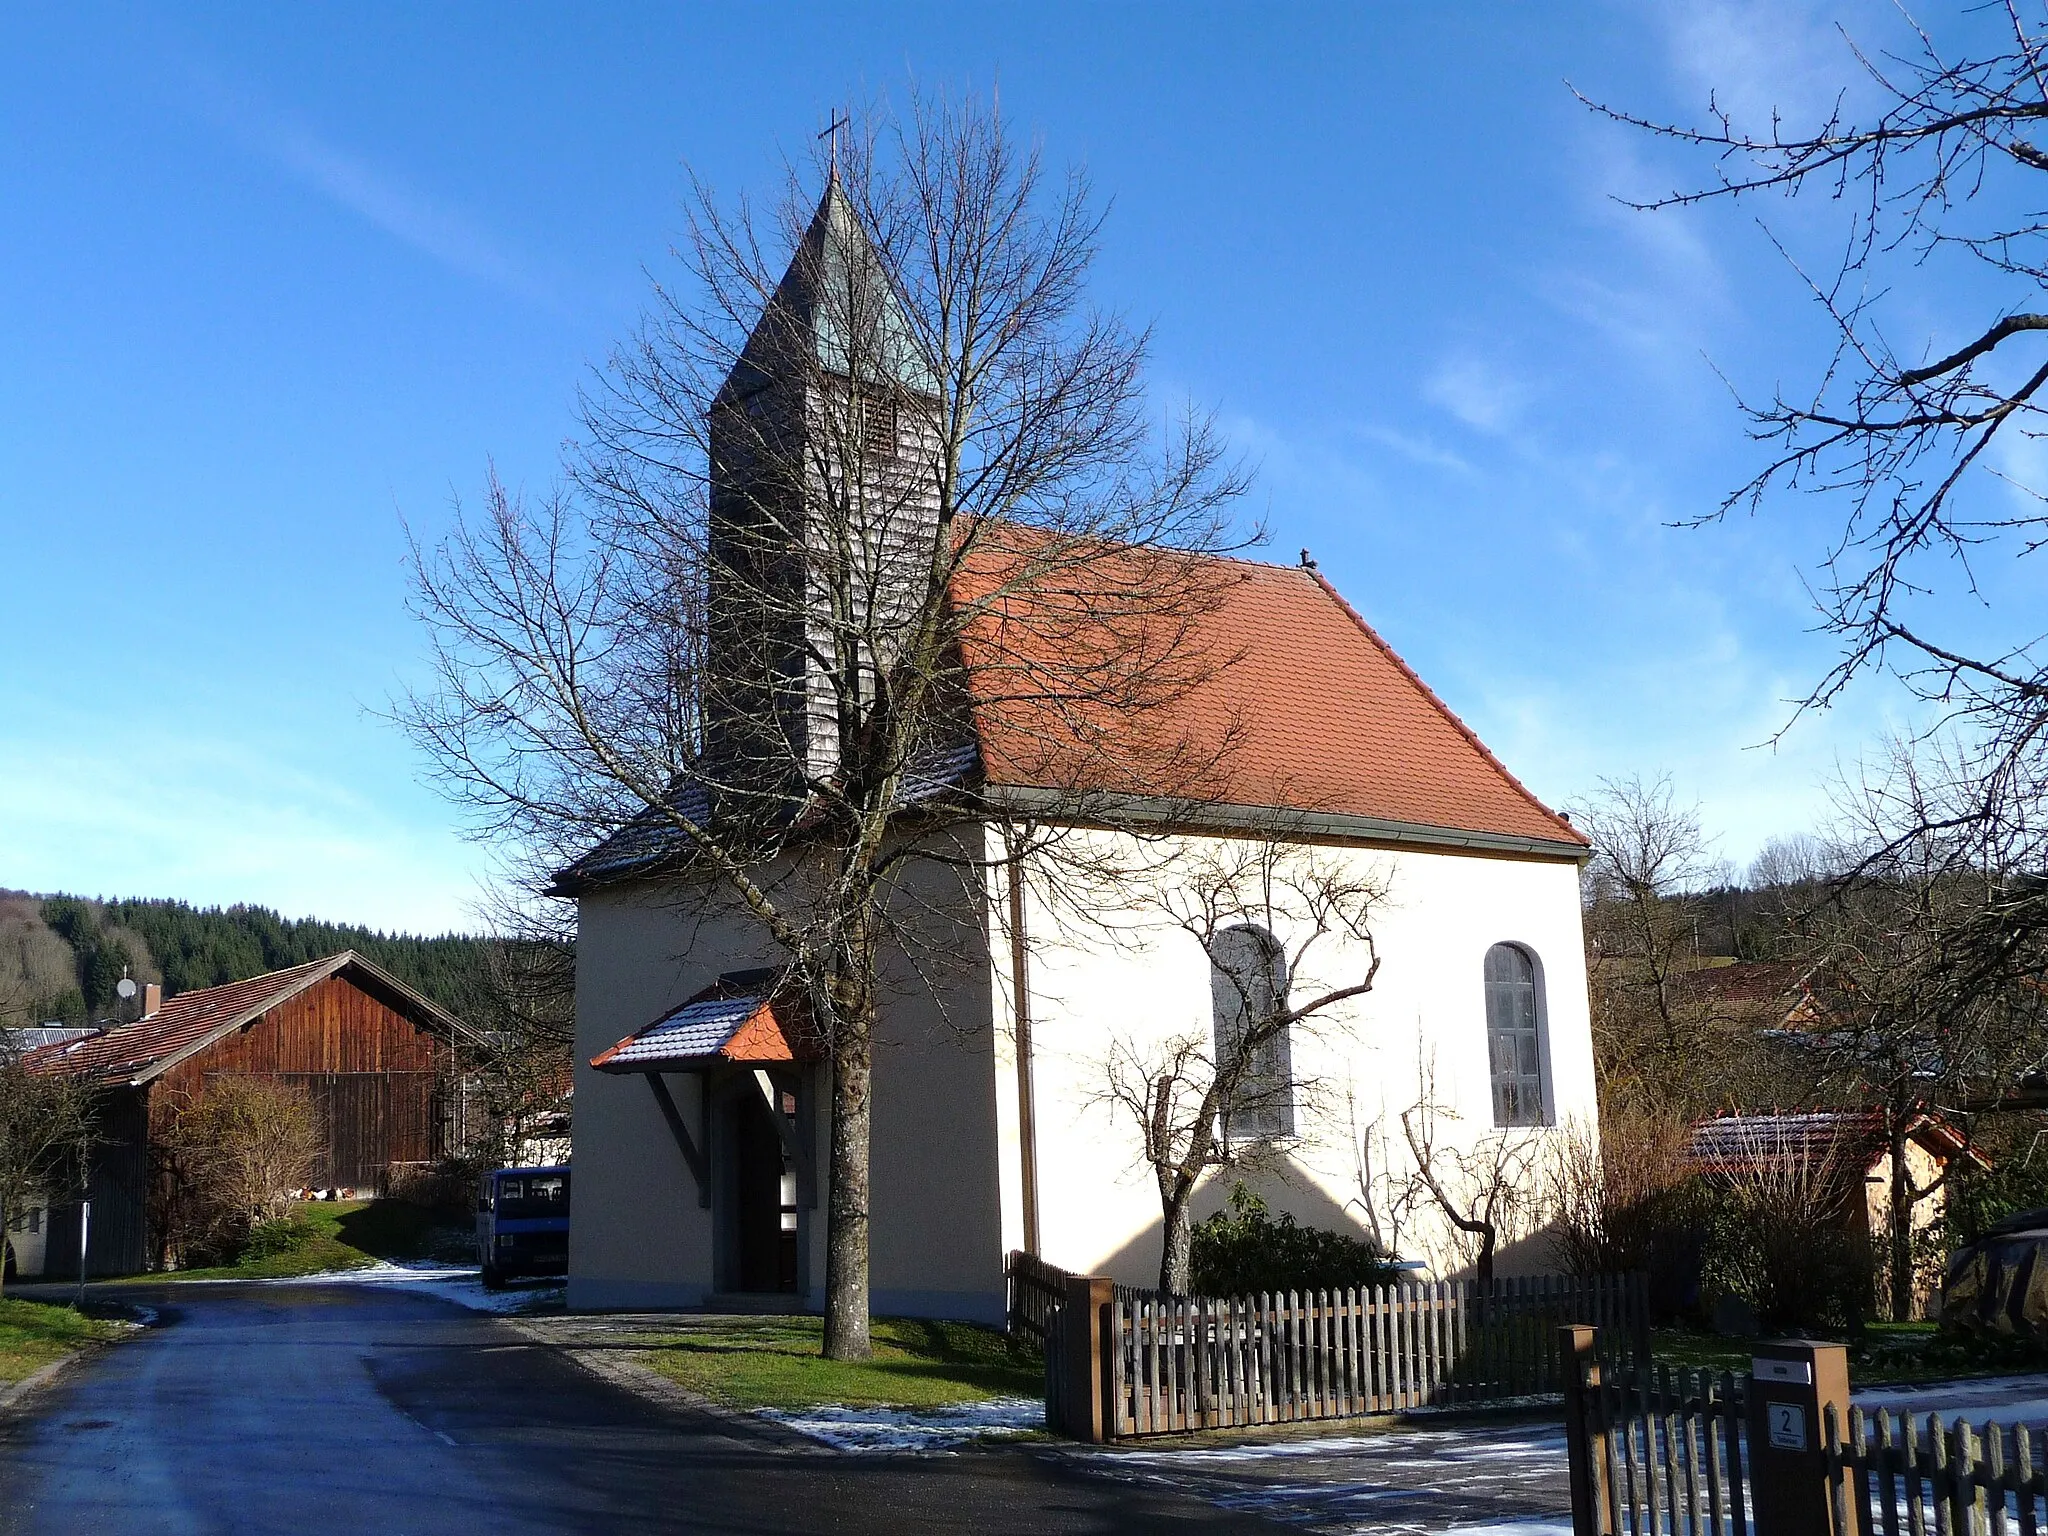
[1303, 569, 1586, 847]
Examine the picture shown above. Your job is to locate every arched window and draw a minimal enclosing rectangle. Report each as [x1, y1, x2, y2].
[1484, 943, 1547, 1127]
[1212, 924, 1293, 1140]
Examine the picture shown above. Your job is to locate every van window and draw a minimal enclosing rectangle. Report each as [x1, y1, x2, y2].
[495, 1173, 570, 1220]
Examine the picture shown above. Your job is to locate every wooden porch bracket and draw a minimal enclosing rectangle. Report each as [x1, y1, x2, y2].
[645, 1072, 710, 1208]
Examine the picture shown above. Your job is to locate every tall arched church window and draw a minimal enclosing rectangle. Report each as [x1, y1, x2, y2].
[1484, 943, 1548, 1127]
[1212, 925, 1293, 1140]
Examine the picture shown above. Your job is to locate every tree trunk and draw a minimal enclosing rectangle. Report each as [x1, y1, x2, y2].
[1474, 1227, 1498, 1287]
[1889, 1115, 1915, 1323]
[822, 999, 874, 1362]
[1158, 1191, 1193, 1295]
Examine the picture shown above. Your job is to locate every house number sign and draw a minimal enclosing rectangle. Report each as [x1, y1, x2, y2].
[1766, 1402, 1808, 1451]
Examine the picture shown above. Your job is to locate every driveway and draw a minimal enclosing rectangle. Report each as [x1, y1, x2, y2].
[0, 1282, 1276, 1535]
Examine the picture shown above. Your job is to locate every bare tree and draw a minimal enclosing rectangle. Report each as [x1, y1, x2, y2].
[1546, 1105, 1700, 1284]
[1787, 738, 2048, 1318]
[1348, 1097, 1422, 1262]
[0, 1037, 93, 1295]
[1700, 1118, 1869, 1332]
[398, 92, 1247, 1358]
[1398, 1052, 1545, 1285]
[1097, 837, 1385, 1293]
[1591, 11, 2048, 960]
[158, 1079, 322, 1266]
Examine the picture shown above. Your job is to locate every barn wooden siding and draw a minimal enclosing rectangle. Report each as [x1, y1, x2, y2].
[149, 975, 460, 1190]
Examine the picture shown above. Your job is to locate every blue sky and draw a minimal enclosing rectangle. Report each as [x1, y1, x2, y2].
[0, 3, 1971, 932]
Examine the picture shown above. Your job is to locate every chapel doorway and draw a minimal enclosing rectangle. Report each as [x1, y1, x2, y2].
[719, 1079, 800, 1295]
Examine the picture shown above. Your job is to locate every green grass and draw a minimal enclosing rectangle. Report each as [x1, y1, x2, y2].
[1653, 1323, 2048, 1386]
[0, 1296, 125, 1386]
[113, 1199, 473, 1283]
[636, 1314, 1044, 1412]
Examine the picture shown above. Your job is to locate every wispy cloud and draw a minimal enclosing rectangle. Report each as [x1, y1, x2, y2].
[1662, 0, 1870, 134]
[1424, 353, 1532, 436]
[178, 58, 550, 304]
[1355, 423, 1478, 478]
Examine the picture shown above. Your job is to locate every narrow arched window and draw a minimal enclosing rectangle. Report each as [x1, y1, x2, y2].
[1484, 943, 1547, 1127]
[1212, 924, 1293, 1140]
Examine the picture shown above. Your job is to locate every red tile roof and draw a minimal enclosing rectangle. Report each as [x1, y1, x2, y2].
[590, 972, 817, 1073]
[25, 951, 476, 1087]
[959, 548, 1585, 851]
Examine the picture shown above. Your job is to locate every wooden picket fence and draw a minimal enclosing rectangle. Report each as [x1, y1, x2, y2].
[1008, 1254, 1648, 1440]
[1108, 1274, 1648, 1437]
[1565, 1347, 1750, 1535]
[1005, 1249, 1067, 1345]
[1561, 1327, 2048, 1536]
[1826, 1405, 2048, 1534]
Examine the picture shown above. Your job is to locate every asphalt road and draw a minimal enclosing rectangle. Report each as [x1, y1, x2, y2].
[0, 1284, 1275, 1536]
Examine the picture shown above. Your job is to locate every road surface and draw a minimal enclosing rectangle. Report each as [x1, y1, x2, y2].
[0, 1282, 1274, 1535]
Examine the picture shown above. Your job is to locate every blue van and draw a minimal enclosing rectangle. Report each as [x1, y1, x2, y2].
[476, 1166, 570, 1289]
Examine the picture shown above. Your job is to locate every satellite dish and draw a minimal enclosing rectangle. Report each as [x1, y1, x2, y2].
[116, 977, 138, 1000]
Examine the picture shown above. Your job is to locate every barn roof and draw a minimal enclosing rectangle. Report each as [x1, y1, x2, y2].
[557, 548, 1585, 892]
[24, 951, 484, 1088]
[590, 971, 816, 1074]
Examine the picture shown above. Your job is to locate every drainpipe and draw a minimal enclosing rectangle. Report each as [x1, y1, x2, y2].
[1006, 843, 1041, 1256]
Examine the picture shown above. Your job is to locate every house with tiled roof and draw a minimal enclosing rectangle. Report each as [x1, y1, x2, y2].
[16, 951, 487, 1277]
[562, 184, 1598, 1320]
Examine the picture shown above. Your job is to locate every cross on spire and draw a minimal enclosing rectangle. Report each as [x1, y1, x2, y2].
[819, 109, 850, 179]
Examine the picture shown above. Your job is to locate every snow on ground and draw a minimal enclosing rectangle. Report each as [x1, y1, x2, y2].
[1064, 1419, 1573, 1534]
[1855, 1371, 2048, 1427]
[756, 1396, 1044, 1454]
[246, 1260, 564, 1315]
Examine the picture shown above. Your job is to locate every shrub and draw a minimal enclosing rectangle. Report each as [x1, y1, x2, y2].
[1548, 1111, 1715, 1321]
[1697, 1128, 1873, 1333]
[1189, 1185, 1400, 1296]
[156, 1079, 322, 1267]
[241, 1213, 315, 1261]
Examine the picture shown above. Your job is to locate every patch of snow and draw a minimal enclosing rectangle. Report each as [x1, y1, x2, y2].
[1856, 1373, 2048, 1427]
[1089, 1424, 1566, 1467]
[245, 1260, 564, 1315]
[1439, 1523, 1575, 1536]
[757, 1396, 1044, 1453]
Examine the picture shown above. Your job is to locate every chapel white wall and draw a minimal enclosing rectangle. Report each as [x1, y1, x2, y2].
[999, 825, 1596, 1288]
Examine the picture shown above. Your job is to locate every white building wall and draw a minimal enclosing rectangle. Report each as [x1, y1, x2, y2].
[1002, 825, 1595, 1288]
[569, 821, 1595, 1318]
[568, 847, 1009, 1321]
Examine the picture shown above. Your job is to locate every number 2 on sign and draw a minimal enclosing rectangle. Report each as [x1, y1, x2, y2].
[1768, 1402, 1807, 1451]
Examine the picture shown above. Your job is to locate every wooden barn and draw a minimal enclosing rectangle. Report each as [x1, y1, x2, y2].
[23, 951, 487, 1276]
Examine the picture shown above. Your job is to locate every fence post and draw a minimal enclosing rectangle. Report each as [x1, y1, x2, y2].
[1560, 1324, 1604, 1536]
[1747, 1339, 1853, 1536]
[1059, 1275, 1116, 1443]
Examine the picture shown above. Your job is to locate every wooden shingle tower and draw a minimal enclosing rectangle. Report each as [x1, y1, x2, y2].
[703, 177, 942, 807]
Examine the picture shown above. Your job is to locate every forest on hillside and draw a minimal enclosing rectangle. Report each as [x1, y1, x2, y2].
[0, 891, 505, 1026]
